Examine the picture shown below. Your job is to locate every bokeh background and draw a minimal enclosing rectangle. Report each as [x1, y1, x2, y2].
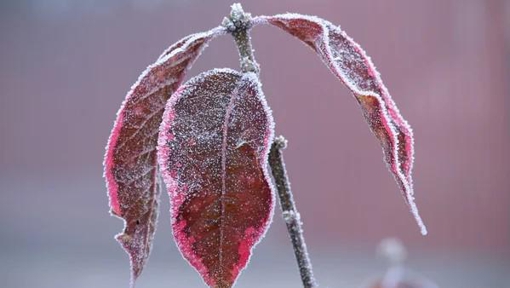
[1, 0, 509, 287]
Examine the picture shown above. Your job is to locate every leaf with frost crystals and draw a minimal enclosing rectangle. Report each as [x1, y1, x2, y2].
[157, 68, 275, 288]
[260, 13, 427, 235]
[104, 26, 226, 287]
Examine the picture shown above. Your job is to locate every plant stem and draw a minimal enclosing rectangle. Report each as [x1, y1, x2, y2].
[225, 4, 317, 287]
[269, 136, 318, 288]
[222, 3, 260, 74]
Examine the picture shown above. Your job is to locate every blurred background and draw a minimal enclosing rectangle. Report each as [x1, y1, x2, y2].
[1, 0, 509, 287]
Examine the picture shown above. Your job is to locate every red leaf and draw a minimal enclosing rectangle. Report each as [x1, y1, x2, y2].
[158, 69, 275, 288]
[104, 26, 226, 286]
[261, 14, 427, 235]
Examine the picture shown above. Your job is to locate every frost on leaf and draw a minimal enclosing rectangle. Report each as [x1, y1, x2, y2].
[157, 68, 275, 288]
[104, 26, 225, 286]
[264, 14, 427, 235]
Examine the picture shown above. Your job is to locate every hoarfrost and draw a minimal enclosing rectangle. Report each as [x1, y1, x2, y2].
[263, 13, 427, 235]
[103, 26, 226, 287]
[157, 68, 275, 287]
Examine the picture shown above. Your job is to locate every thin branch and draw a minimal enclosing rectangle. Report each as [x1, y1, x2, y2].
[269, 136, 318, 288]
[222, 3, 260, 74]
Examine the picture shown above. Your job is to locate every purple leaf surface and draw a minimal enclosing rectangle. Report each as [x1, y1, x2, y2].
[157, 68, 275, 288]
[104, 26, 225, 286]
[258, 14, 427, 235]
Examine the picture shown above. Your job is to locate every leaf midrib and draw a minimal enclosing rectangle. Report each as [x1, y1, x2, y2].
[218, 77, 242, 277]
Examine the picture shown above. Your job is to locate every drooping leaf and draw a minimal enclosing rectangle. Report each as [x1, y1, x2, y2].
[104, 26, 226, 286]
[157, 68, 275, 288]
[260, 14, 427, 235]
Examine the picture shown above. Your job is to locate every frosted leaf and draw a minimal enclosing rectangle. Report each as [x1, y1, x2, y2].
[261, 13, 427, 235]
[104, 26, 226, 287]
[157, 68, 275, 288]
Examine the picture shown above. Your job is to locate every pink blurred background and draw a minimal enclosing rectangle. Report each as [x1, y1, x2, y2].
[1, 0, 509, 287]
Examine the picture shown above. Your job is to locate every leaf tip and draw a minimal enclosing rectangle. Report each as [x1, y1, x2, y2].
[406, 193, 428, 236]
[115, 231, 143, 287]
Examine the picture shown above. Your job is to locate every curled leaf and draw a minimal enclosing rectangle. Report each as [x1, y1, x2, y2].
[158, 68, 275, 288]
[262, 14, 427, 235]
[104, 26, 226, 286]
